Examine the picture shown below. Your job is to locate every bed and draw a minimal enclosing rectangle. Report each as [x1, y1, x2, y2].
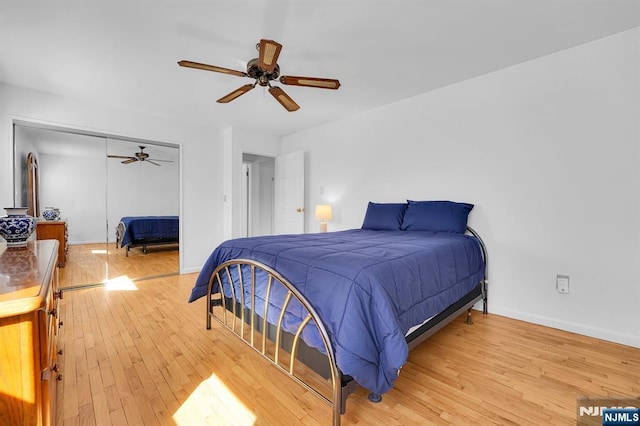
[188, 201, 487, 424]
[115, 215, 179, 256]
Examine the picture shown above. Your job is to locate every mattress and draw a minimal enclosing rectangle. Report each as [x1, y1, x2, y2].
[118, 215, 179, 247]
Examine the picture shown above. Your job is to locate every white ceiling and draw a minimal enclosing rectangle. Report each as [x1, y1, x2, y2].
[1, 1, 639, 137]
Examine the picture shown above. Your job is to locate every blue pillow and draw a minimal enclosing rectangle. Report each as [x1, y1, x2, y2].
[400, 200, 474, 233]
[361, 202, 407, 231]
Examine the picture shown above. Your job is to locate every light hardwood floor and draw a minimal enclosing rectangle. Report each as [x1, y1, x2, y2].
[57, 274, 640, 425]
[59, 243, 179, 289]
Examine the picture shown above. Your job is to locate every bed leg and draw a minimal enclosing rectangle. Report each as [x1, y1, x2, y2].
[465, 308, 473, 324]
[340, 377, 359, 414]
[368, 392, 382, 403]
[482, 279, 488, 315]
[126, 246, 129, 257]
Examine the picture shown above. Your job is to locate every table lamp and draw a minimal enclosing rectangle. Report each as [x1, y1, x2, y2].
[315, 204, 333, 233]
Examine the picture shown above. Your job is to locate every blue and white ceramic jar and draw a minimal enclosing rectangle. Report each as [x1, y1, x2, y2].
[42, 207, 61, 221]
[0, 207, 36, 247]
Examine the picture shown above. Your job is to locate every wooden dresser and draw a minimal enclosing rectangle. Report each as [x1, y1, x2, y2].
[0, 240, 63, 425]
[36, 221, 68, 268]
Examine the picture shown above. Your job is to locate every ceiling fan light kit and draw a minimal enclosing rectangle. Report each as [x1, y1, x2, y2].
[178, 39, 340, 111]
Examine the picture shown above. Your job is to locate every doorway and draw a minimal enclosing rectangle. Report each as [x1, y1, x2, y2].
[241, 153, 275, 237]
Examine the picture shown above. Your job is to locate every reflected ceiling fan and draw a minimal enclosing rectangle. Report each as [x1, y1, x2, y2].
[107, 146, 173, 166]
[178, 39, 341, 112]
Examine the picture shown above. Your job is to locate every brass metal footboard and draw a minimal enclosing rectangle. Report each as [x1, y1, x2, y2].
[206, 259, 342, 425]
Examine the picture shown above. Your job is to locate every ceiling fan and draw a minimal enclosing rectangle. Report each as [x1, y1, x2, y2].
[178, 39, 341, 112]
[107, 146, 173, 166]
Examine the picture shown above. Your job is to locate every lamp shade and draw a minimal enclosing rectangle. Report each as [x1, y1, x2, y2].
[315, 204, 333, 221]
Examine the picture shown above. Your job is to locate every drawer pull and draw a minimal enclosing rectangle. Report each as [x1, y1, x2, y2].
[41, 364, 61, 381]
[58, 349, 64, 356]
[49, 308, 57, 318]
[57, 374, 63, 382]
[54, 290, 63, 300]
[59, 321, 64, 328]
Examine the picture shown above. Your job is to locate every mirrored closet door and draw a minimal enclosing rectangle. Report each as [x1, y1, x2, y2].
[106, 139, 179, 283]
[13, 123, 180, 289]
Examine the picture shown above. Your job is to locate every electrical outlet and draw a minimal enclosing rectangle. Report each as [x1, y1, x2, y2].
[556, 275, 570, 294]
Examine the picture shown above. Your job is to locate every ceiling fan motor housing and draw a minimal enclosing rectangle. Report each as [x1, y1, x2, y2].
[136, 146, 149, 160]
[246, 58, 280, 86]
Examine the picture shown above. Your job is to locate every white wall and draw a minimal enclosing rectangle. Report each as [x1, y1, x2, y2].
[40, 152, 107, 243]
[0, 83, 224, 273]
[281, 28, 640, 347]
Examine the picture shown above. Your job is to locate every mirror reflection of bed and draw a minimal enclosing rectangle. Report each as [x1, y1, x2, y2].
[13, 123, 180, 289]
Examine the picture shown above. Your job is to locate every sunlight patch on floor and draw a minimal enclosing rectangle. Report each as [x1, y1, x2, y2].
[104, 275, 138, 291]
[90, 249, 108, 255]
[173, 373, 256, 425]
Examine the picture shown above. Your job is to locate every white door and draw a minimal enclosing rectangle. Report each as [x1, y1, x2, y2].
[274, 150, 305, 234]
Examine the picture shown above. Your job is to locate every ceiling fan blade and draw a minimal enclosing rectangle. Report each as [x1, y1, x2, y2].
[258, 39, 282, 73]
[279, 75, 341, 90]
[108, 155, 136, 160]
[217, 84, 255, 103]
[269, 86, 300, 112]
[146, 160, 162, 166]
[178, 60, 247, 77]
[122, 158, 138, 164]
[147, 158, 173, 163]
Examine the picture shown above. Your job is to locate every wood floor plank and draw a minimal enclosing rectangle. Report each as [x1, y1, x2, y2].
[57, 273, 640, 425]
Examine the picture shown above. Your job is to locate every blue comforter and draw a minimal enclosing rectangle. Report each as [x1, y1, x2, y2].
[189, 229, 484, 394]
[119, 216, 179, 247]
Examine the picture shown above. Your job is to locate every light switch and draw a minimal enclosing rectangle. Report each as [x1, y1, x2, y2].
[556, 275, 569, 294]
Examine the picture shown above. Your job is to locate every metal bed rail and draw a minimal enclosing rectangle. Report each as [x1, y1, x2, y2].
[206, 259, 343, 425]
[466, 225, 488, 314]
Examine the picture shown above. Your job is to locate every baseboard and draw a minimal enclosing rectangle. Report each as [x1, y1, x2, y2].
[490, 305, 640, 349]
[68, 240, 109, 245]
[181, 266, 201, 274]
